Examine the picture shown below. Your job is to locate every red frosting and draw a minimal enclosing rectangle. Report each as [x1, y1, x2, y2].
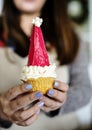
[28, 25, 50, 67]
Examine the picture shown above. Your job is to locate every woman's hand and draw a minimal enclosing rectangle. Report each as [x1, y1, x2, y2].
[41, 80, 68, 112]
[0, 83, 44, 126]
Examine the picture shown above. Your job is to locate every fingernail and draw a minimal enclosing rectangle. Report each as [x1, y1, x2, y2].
[36, 109, 40, 114]
[35, 92, 43, 98]
[54, 81, 59, 87]
[38, 101, 44, 107]
[25, 84, 32, 90]
[48, 89, 54, 95]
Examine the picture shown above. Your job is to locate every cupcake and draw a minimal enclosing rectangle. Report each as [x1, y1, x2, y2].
[21, 17, 56, 94]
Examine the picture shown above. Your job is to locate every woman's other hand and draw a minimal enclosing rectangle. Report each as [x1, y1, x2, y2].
[41, 80, 68, 112]
[0, 83, 44, 126]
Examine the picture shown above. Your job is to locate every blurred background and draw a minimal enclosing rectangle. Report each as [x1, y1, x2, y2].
[0, 0, 92, 129]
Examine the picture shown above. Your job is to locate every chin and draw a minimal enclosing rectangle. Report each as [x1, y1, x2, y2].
[22, 9, 39, 14]
[20, 6, 40, 13]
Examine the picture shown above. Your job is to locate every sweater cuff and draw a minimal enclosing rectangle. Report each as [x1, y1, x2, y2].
[45, 108, 60, 117]
[0, 118, 12, 129]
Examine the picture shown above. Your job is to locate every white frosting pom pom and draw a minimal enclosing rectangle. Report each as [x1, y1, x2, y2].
[32, 17, 43, 27]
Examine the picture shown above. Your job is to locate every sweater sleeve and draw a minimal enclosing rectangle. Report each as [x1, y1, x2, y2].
[46, 41, 92, 117]
[61, 41, 92, 114]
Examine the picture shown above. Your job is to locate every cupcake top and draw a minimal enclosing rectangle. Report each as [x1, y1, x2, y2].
[21, 17, 56, 80]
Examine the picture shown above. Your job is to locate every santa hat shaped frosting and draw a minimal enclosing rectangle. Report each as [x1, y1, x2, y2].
[28, 17, 50, 67]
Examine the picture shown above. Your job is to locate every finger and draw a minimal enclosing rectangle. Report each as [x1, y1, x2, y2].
[42, 96, 61, 109]
[53, 80, 69, 92]
[12, 101, 44, 122]
[47, 89, 67, 103]
[9, 92, 43, 111]
[5, 83, 32, 100]
[15, 114, 39, 126]
[41, 106, 51, 113]
[41, 105, 60, 113]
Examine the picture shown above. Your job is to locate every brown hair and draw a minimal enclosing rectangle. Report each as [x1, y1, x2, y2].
[2, 0, 79, 65]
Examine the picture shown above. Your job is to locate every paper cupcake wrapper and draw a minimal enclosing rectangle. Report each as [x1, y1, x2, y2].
[26, 77, 55, 94]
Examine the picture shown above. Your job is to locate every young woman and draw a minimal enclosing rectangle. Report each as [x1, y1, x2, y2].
[0, 0, 91, 129]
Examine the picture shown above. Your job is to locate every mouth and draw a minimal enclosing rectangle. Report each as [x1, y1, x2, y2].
[23, 0, 37, 5]
[24, 0, 36, 2]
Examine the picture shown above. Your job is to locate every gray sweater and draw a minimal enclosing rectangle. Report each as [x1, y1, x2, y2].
[62, 41, 92, 113]
[48, 41, 92, 116]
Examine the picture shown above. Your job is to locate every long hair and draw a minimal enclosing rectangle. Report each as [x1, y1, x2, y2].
[2, 0, 79, 65]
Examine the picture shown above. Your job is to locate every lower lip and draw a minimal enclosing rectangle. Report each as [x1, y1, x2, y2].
[25, 0, 36, 2]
